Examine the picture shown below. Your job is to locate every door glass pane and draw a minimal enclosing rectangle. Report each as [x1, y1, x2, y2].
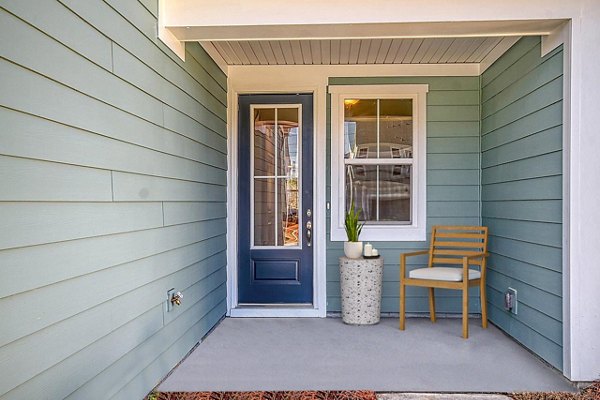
[254, 178, 276, 246]
[277, 108, 299, 177]
[345, 165, 377, 221]
[254, 108, 276, 176]
[253, 106, 301, 248]
[344, 99, 377, 159]
[278, 177, 299, 246]
[379, 165, 411, 222]
[379, 99, 413, 159]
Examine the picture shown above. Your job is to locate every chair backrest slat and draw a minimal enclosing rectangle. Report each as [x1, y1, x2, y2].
[433, 240, 483, 248]
[427, 226, 488, 268]
[435, 232, 486, 239]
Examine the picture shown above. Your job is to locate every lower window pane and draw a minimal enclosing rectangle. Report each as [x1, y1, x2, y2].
[345, 165, 377, 221]
[345, 164, 411, 223]
[254, 178, 276, 246]
[379, 165, 411, 223]
[278, 177, 299, 246]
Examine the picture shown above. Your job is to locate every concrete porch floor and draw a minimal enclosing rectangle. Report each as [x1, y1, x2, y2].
[158, 317, 574, 393]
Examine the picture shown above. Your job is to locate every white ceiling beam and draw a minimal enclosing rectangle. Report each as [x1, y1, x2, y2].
[165, 0, 579, 27]
[167, 20, 566, 42]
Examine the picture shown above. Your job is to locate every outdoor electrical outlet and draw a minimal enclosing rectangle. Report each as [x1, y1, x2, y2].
[504, 287, 518, 315]
[166, 288, 175, 313]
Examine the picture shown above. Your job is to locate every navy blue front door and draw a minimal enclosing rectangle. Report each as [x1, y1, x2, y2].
[238, 94, 313, 304]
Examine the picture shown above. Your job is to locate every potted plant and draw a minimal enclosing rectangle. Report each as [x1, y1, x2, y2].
[343, 202, 364, 259]
[339, 202, 384, 325]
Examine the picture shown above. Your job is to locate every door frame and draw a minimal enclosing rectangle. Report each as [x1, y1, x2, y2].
[227, 78, 328, 317]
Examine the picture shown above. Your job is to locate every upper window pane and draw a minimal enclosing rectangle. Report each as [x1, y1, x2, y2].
[254, 108, 276, 176]
[344, 99, 377, 159]
[276, 108, 299, 177]
[344, 98, 413, 159]
[379, 99, 413, 159]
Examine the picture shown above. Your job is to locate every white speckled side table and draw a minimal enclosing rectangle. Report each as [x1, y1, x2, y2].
[339, 256, 384, 325]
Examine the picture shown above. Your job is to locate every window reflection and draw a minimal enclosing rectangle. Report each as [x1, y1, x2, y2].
[253, 107, 301, 247]
[344, 99, 413, 160]
[343, 97, 413, 224]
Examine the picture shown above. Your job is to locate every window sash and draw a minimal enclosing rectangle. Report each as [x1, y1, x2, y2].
[328, 84, 428, 242]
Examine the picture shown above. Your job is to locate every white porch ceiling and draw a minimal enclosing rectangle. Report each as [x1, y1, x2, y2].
[204, 37, 519, 66]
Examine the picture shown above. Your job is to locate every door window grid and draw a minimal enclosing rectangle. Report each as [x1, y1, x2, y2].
[251, 105, 302, 249]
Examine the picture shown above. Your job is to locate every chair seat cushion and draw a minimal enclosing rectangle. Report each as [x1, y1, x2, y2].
[409, 267, 481, 282]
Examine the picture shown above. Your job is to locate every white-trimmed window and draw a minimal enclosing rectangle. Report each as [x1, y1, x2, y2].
[329, 84, 428, 241]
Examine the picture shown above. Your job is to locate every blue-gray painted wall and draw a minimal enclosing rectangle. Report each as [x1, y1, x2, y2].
[481, 37, 564, 370]
[326, 77, 483, 314]
[0, 1, 228, 399]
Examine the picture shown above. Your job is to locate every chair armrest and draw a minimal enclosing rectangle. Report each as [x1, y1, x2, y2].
[462, 253, 489, 275]
[401, 250, 430, 258]
[463, 252, 489, 261]
[400, 250, 429, 280]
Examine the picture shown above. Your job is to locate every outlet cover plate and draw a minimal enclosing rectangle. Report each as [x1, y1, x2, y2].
[507, 287, 518, 315]
[166, 288, 175, 312]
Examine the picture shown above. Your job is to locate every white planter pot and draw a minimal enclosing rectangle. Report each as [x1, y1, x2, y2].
[343, 241, 363, 259]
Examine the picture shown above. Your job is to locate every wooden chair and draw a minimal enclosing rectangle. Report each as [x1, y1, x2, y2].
[399, 226, 489, 338]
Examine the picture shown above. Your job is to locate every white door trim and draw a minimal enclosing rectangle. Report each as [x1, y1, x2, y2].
[226, 78, 328, 318]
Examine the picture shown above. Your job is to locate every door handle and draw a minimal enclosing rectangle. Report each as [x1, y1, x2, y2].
[306, 227, 312, 247]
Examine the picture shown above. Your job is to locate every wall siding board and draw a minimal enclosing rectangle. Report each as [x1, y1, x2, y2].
[112, 42, 227, 124]
[0, 242, 226, 349]
[0, 0, 114, 70]
[427, 121, 480, 137]
[0, 109, 226, 183]
[0, 2, 227, 398]
[481, 78, 562, 135]
[106, 300, 227, 400]
[0, 13, 163, 127]
[0, 202, 164, 251]
[0, 224, 226, 300]
[0, 156, 113, 202]
[137, 0, 158, 17]
[481, 126, 562, 168]
[481, 152, 562, 185]
[481, 200, 562, 223]
[58, 0, 228, 104]
[481, 102, 562, 151]
[163, 202, 228, 226]
[481, 37, 563, 370]
[112, 172, 227, 202]
[327, 76, 481, 314]
[67, 292, 226, 400]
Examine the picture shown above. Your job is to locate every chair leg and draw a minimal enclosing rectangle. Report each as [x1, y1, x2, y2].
[480, 281, 488, 329]
[462, 284, 469, 339]
[428, 288, 436, 323]
[399, 281, 406, 330]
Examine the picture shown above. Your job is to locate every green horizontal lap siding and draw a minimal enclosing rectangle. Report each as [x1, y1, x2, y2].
[0, 1, 227, 400]
[481, 37, 563, 370]
[327, 76, 481, 315]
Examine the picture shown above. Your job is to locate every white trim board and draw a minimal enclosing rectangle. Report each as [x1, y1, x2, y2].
[199, 42, 229, 74]
[226, 77, 328, 318]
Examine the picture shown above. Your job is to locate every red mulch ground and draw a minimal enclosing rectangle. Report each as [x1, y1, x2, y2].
[150, 391, 377, 400]
[510, 381, 600, 400]
[148, 382, 600, 400]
